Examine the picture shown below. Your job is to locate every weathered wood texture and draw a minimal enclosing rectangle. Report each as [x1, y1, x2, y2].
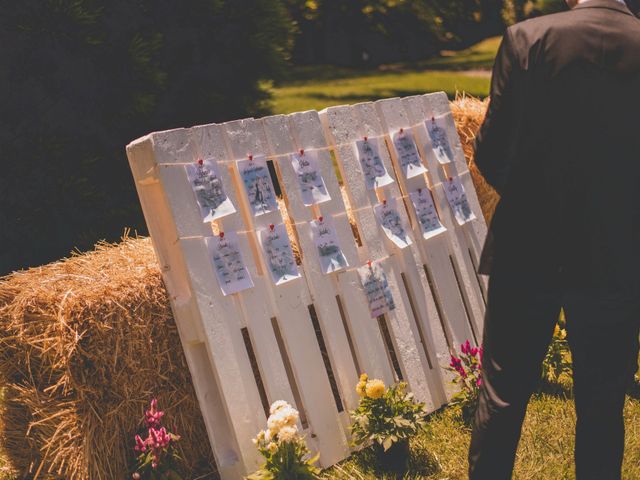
[126, 92, 487, 480]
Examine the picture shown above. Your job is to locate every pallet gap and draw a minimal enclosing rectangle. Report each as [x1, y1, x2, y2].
[423, 264, 453, 350]
[448, 255, 480, 347]
[270, 317, 309, 428]
[377, 314, 404, 382]
[240, 327, 270, 418]
[335, 294, 362, 375]
[307, 304, 344, 413]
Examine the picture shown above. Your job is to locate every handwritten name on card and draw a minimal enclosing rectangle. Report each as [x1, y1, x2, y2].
[355, 137, 395, 190]
[310, 216, 349, 274]
[444, 176, 476, 225]
[374, 198, 413, 249]
[358, 261, 396, 318]
[186, 159, 236, 222]
[290, 150, 331, 206]
[206, 233, 254, 296]
[426, 116, 454, 165]
[259, 223, 301, 286]
[408, 188, 447, 239]
[391, 129, 427, 179]
[237, 155, 278, 217]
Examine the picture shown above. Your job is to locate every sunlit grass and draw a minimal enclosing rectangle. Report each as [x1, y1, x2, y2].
[269, 36, 500, 114]
[321, 394, 640, 479]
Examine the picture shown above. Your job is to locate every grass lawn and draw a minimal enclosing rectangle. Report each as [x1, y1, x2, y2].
[323, 392, 640, 479]
[270, 37, 500, 114]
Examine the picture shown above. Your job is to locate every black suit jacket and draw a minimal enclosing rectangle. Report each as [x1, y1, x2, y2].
[475, 0, 640, 296]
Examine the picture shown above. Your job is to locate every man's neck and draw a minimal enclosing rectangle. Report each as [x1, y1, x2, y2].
[577, 0, 626, 4]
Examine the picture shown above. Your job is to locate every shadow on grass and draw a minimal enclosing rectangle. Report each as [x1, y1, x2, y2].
[302, 89, 459, 104]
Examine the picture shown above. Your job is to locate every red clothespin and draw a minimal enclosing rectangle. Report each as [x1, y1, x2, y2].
[248, 154, 253, 161]
[431, 116, 435, 123]
[367, 260, 372, 268]
[269, 224, 275, 231]
[318, 216, 324, 223]
[418, 188, 422, 194]
[364, 136, 368, 142]
[399, 128, 404, 134]
[382, 199, 387, 206]
[197, 158, 204, 165]
[299, 149, 305, 156]
[448, 176, 453, 182]
[219, 231, 225, 239]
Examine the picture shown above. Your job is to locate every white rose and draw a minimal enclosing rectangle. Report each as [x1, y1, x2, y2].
[277, 425, 298, 442]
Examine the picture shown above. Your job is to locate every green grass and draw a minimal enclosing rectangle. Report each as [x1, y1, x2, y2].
[322, 393, 640, 480]
[270, 36, 500, 114]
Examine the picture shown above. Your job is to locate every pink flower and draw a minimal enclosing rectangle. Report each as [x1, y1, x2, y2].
[476, 377, 482, 387]
[470, 347, 479, 357]
[461, 340, 471, 355]
[134, 434, 146, 453]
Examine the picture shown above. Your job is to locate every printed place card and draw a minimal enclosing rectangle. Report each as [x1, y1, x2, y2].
[237, 154, 278, 217]
[408, 188, 447, 239]
[358, 261, 396, 318]
[309, 216, 348, 274]
[186, 159, 236, 222]
[206, 232, 254, 296]
[355, 137, 395, 190]
[444, 176, 476, 225]
[290, 149, 331, 206]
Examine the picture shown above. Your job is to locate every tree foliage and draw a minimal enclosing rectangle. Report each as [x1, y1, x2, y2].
[0, 0, 292, 273]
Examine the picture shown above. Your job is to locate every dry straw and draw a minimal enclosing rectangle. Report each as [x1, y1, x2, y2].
[0, 98, 496, 480]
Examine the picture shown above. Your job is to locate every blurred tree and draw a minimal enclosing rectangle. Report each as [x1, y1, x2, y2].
[285, 0, 505, 66]
[0, 0, 292, 274]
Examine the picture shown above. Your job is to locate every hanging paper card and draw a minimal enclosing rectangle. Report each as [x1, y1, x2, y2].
[206, 233, 254, 296]
[259, 223, 301, 285]
[355, 137, 395, 190]
[426, 116, 454, 165]
[391, 129, 427, 179]
[186, 159, 236, 222]
[237, 155, 278, 217]
[373, 198, 413, 249]
[444, 176, 476, 225]
[358, 261, 396, 318]
[310, 216, 348, 274]
[409, 188, 447, 239]
[290, 150, 331, 206]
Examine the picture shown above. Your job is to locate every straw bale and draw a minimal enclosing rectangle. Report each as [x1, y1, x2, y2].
[0, 237, 216, 479]
[451, 94, 499, 221]
[0, 98, 497, 480]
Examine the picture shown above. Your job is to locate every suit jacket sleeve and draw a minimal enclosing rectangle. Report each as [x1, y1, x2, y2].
[474, 28, 519, 195]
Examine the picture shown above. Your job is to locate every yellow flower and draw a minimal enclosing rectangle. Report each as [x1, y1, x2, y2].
[365, 379, 385, 399]
[553, 324, 560, 338]
[359, 373, 368, 382]
[267, 442, 278, 453]
[356, 381, 367, 397]
[559, 328, 567, 340]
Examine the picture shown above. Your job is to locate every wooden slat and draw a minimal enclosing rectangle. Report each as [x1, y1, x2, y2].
[220, 117, 350, 467]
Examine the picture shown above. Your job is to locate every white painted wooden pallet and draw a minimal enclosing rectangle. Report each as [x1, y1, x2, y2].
[126, 92, 487, 480]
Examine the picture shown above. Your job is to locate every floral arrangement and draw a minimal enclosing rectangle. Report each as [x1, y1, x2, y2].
[131, 399, 182, 480]
[350, 374, 427, 456]
[542, 313, 572, 385]
[448, 340, 482, 423]
[247, 401, 320, 480]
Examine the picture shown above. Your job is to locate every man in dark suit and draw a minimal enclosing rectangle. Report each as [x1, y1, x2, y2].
[470, 1, 640, 478]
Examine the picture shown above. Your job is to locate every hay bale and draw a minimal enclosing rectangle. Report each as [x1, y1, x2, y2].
[0, 98, 498, 480]
[0, 237, 216, 479]
[451, 94, 500, 222]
